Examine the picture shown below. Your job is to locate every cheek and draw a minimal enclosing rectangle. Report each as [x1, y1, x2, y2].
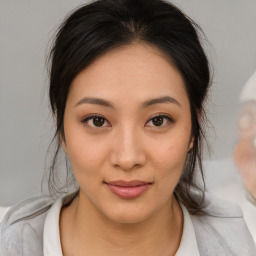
[64, 135, 109, 195]
[148, 133, 190, 187]
[145, 137, 189, 204]
[63, 121, 109, 178]
[149, 122, 191, 192]
[150, 125, 190, 166]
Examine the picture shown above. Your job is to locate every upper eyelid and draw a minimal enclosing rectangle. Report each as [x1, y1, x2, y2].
[145, 115, 173, 128]
[81, 114, 173, 127]
[82, 114, 108, 122]
[146, 114, 173, 122]
[82, 113, 172, 121]
[146, 113, 174, 127]
[81, 115, 110, 130]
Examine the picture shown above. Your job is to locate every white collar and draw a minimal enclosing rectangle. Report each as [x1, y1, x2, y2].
[43, 194, 200, 256]
[175, 203, 200, 256]
[43, 195, 63, 256]
[241, 200, 256, 244]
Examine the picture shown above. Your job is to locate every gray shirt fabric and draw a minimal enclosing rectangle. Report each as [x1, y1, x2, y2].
[1, 191, 256, 256]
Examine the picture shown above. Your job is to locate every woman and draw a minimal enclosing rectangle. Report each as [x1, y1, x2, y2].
[1, 0, 255, 255]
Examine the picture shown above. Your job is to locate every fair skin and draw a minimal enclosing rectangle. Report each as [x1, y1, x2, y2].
[60, 42, 193, 256]
[234, 101, 256, 198]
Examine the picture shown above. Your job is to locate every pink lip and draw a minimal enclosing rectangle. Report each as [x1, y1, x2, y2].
[105, 180, 152, 199]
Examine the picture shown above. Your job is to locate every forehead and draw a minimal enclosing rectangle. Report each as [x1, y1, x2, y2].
[68, 43, 189, 108]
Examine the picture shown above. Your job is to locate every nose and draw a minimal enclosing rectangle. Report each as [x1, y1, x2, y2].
[109, 127, 147, 171]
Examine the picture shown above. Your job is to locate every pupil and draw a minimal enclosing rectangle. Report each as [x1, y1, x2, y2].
[153, 117, 163, 126]
[93, 117, 105, 127]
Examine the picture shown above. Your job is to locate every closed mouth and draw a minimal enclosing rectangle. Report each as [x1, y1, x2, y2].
[104, 180, 153, 199]
[104, 180, 153, 187]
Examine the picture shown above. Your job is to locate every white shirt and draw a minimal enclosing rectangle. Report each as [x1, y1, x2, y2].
[0, 207, 10, 222]
[242, 200, 256, 244]
[43, 195, 200, 256]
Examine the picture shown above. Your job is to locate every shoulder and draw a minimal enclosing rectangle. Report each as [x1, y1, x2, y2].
[0, 207, 11, 222]
[190, 192, 256, 256]
[200, 191, 243, 217]
[1, 194, 54, 226]
[0, 194, 54, 256]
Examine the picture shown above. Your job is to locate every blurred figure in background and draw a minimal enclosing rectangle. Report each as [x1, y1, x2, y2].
[234, 70, 256, 201]
[209, 70, 256, 243]
[233, 70, 256, 242]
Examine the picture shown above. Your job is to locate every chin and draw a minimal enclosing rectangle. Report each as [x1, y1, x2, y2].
[102, 204, 155, 225]
[109, 211, 151, 225]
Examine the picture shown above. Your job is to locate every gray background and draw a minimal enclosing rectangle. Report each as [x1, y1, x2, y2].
[1, 0, 256, 205]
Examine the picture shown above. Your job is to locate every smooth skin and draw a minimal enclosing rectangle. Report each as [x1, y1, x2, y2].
[60, 42, 193, 256]
[234, 101, 256, 198]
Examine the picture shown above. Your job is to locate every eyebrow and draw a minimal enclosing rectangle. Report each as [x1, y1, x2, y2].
[142, 96, 181, 108]
[75, 97, 115, 108]
[75, 96, 181, 109]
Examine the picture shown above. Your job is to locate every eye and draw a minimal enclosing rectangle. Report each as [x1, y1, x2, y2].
[145, 114, 173, 128]
[81, 114, 110, 129]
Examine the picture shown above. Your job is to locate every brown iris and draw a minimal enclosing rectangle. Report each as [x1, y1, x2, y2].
[152, 116, 164, 126]
[93, 117, 105, 127]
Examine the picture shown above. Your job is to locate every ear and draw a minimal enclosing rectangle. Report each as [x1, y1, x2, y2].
[188, 110, 201, 151]
[188, 136, 194, 152]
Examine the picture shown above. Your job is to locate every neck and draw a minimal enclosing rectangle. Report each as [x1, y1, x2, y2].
[60, 192, 183, 256]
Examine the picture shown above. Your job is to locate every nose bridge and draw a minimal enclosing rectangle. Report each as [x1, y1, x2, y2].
[111, 123, 146, 170]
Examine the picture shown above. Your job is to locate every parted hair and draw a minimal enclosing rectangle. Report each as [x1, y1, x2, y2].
[46, 0, 211, 214]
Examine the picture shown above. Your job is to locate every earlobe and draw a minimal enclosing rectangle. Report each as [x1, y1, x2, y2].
[188, 137, 194, 152]
[188, 110, 201, 152]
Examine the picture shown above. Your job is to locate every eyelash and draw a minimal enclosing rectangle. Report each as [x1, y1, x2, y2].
[81, 114, 174, 130]
[81, 114, 110, 130]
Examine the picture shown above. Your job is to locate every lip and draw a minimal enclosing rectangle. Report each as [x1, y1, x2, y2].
[104, 180, 152, 199]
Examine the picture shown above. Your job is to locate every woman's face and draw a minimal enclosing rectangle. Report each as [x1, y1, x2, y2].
[63, 43, 193, 224]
